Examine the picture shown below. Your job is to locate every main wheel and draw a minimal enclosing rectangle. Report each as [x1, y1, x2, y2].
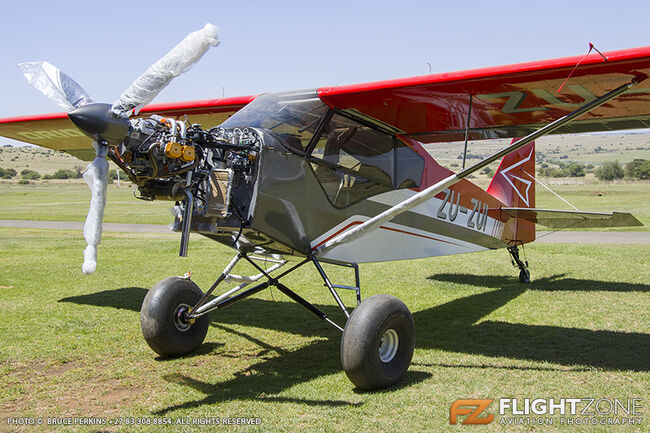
[341, 294, 415, 390]
[140, 276, 209, 357]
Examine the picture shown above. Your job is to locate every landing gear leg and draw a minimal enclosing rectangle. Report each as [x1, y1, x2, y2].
[508, 245, 530, 283]
[143, 251, 415, 390]
[313, 259, 415, 390]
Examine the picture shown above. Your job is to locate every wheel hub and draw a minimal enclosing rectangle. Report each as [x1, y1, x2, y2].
[378, 328, 399, 363]
[173, 303, 192, 331]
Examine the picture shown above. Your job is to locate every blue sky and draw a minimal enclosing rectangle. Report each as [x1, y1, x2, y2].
[1, 0, 648, 121]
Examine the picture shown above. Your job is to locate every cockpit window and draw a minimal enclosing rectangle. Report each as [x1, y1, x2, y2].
[221, 91, 425, 208]
[220, 91, 328, 154]
[309, 112, 424, 208]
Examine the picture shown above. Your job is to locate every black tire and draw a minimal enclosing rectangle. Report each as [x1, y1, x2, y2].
[341, 294, 415, 390]
[519, 268, 531, 283]
[140, 276, 209, 357]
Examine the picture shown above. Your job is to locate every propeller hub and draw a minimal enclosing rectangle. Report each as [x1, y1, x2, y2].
[68, 103, 129, 146]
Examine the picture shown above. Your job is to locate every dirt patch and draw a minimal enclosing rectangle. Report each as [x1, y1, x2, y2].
[1, 358, 150, 420]
[47, 363, 75, 377]
[59, 378, 145, 416]
[4, 359, 80, 377]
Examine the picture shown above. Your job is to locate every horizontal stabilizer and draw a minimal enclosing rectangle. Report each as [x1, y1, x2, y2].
[501, 208, 643, 229]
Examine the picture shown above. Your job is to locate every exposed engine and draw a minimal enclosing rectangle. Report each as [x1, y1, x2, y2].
[109, 117, 261, 251]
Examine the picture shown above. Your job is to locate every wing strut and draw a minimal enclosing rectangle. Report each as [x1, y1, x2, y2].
[461, 94, 473, 170]
[316, 77, 643, 255]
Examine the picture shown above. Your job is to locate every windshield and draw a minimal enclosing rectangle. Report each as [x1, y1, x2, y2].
[220, 90, 329, 154]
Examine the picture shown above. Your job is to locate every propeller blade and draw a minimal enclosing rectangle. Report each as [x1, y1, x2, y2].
[18, 61, 93, 110]
[82, 145, 109, 275]
[111, 23, 220, 118]
[82, 145, 109, 274]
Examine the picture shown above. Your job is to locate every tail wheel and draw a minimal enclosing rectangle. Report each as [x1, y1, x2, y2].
[341, 294, 415, 390]
[140, 276, 209, 357]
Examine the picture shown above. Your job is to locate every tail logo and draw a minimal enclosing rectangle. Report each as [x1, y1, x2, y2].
[498, 147, 534, 207]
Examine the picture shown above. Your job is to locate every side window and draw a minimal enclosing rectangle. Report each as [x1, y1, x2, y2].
[309, 113, 423, 208]
[395, 145, 425, 189]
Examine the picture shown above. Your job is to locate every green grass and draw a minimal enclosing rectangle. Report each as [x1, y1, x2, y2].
[1, 183, 648, 232]
[0, 184, 171, 224]
[0, 228, 648, 432]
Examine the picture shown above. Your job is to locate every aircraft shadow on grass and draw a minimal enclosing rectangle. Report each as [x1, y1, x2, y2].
[59, 277, 649, 413]
[429, 273, 650, 292]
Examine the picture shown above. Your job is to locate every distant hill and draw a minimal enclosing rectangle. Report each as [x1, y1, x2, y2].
[0, 145, 119, 183]
[424, 132, 650, 183]
[1, 131, 648, 185]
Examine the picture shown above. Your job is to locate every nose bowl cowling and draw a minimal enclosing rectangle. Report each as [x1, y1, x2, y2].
[68, 103, 130, 146]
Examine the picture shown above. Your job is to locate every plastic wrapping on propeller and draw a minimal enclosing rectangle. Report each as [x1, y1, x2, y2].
[111, 23, 220, 118]
[82, 144, 109, 275]
[18, 61, 93, 110]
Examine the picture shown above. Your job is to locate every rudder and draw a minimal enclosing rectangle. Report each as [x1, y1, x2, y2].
[487, 140, 535, 243]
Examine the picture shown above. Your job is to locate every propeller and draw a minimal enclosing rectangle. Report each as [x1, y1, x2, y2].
[20, 23, 221, 274]
[112, 23, 219, 118]
[18, 61, 94, 110]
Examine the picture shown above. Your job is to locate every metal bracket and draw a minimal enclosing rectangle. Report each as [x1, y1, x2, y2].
[507, 245, 528, 272]
[311, 257, 361, 316]
[178, 187, 194, 257]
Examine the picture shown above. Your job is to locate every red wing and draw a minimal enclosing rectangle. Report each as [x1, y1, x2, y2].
[0, 95, 255, 160]
[318, 46, 650, 143]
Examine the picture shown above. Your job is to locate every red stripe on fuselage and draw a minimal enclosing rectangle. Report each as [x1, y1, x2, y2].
[312, 220, 463, 250]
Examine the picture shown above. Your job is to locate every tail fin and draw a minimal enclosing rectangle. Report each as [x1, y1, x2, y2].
[487, 140, 535, 243]
[487, 140, 535, 208]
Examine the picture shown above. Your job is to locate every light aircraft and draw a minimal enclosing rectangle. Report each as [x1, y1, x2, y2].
[0, 24, 646, 390]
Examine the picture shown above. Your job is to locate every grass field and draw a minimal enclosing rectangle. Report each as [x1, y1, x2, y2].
[0, 228, 648, 432]
[1, 182, 648, 230]
[0, 184, 171, 225]
[535, 183, 650, 231]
